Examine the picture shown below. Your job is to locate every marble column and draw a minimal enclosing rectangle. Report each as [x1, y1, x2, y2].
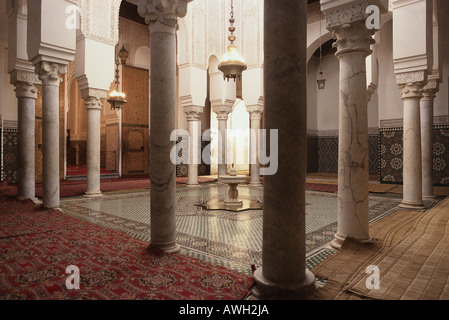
[248, 109, 263, 186]
[82, 89, 107, 198]
[420, 79, 438, 200]
[397, 72, 427, 210]
[11, 70, 40, 200]
[35, 61, 66, 209]
[217, 111, 230, 177]
[252, 0, 315, 299]
[138, 0, 188, 253]
[184, 106, 203, 187]
[329, 21, 375, 249]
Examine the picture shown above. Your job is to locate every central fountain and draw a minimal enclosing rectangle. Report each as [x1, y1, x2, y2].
[219, 165, 247, 206]
[196, 165, 263, 212]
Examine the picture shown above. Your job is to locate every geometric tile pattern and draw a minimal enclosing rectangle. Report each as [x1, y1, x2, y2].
[60, 183, 403, 276]
[318, 137, 339, 173]
[433, 127, 449, 185]
[176, 140, 210, 177]
[315, 135, 379, 175]
[2, 129, 18, 184]
[379, 129, 403, 183]
[380, 127, 449, 186]
[368, 135, 380, 175]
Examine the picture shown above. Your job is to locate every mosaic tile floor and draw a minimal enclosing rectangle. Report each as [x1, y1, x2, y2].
[60, 182, 404, 277]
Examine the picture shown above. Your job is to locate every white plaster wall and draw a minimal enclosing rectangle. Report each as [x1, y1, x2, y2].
[377, 19, 404, 122]
[0, 3, 16, 122]
[1, 46, 18, 123]
[434, 0, 449, 117]
[228, 99, 249, 172]
[179, 0, 263, 109]
[315, 53, 340, 131]
[242, 67, 263, 106]
[307, 58, 318, 131]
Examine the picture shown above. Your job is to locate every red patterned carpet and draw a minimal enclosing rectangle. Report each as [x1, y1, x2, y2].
[0, 176, 217, 198]
[0, 195, 253, 300]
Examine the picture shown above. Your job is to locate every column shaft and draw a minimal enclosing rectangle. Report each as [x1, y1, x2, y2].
[217, 113, 229, 176]
[187, 116, 200, 186]
[84, 94, 104, 197]
[149, 29, 179, 253]
[252, 0, 314, 299]
[249, 112, 262, 186]
[12, 72, 40, 200]
[334, 52, 371, 246]
[17, 96, 36, 199]
[36, 62, 65, 208]
[42, 84, 60, 208]
[328, 21, 374, 249]
[138, 0, 188, 253]
[399, 82, 426, 209]
[421, 84, 437, 200]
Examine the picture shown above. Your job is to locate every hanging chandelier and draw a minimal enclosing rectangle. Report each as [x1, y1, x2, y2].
[218, 0, 247, 81]
[108, 45, 128, 110]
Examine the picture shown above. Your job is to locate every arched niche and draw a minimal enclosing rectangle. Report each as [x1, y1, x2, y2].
[134, 46, 151, 69]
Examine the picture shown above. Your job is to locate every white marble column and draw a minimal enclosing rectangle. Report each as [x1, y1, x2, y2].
[421, 79, 438, 200]
[82, 89, 107, 198]
[217, 111, 230, 177]
[138, 0, 188, 253]
[397, 72, 427, 210]
[184, 106, 203, 187]
[11, 70, 40, 200]
[35, 61, 66, 209]
[252, 0, 315, 299]
[248, 109, 263, 186]
[328, 20, 375, 249]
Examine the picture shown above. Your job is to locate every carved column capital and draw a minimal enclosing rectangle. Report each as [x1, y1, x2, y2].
[324, 0, 371, 29]
[216, 111, 230, 121]
[80, 88, 108, 110]
[185, 111, 200, 121]
[249, 110, 263, 121]
[399, 82, 425, 100]
[10, 70, 41, 100]
[183, 105, 203, 121]
[85, 96, 104, 110]
[138, 0, 188, 33]
[421, 79, 439, 101]
[332, 20, 375, 58]
[35, 61, 66, 87]
[396, 71, 427, 100]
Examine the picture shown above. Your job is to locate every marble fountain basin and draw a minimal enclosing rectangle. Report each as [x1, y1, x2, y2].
[195, 174, 263, 212]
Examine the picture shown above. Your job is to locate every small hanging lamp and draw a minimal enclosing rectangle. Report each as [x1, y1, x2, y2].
[317, 18, 326, 90]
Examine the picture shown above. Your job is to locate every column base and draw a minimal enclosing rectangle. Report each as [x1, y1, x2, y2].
[249, 182, 263, 187]
[422, 195, 437, 201]
[224, 199, 243, 206]
[84, 191, 103, 198]
[330, 233, 374, 250]
[251, 268, 315, 300]
[148, 242, 181, 254]
[330, 233, 346, 250]
[399, 201, 426, 210]
[186, 183, 200, 188]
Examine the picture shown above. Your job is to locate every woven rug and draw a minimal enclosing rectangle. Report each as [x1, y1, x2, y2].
[0, 195, 253, 300]
[310, 197, 449, 300]
[67, 166, 116, 176]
